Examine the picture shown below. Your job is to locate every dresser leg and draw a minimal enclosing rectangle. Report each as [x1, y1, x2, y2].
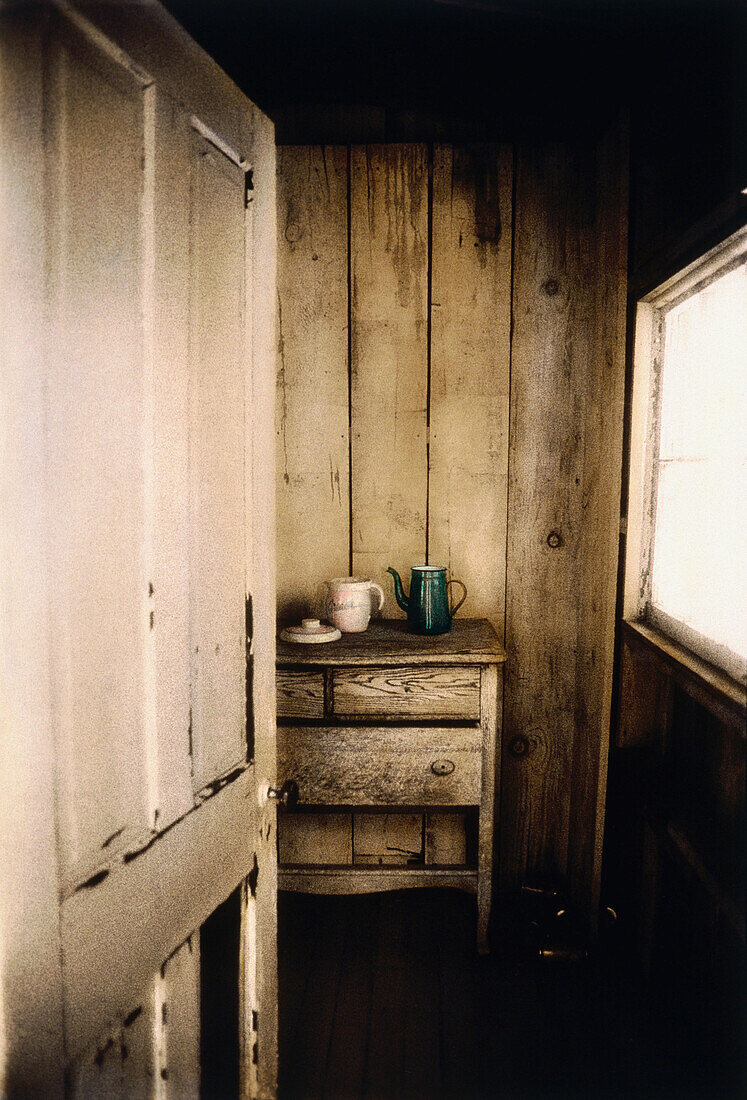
[477, 873, 491, 953]
[477, 661, 499, 954]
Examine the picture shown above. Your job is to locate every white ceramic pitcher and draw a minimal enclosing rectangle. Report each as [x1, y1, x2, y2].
[324, 577, 385, 633]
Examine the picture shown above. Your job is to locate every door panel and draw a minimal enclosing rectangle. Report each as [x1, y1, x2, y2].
[160, 937, 201, 1099]
[67, 934, 200, 1100]
[150, 88, 195, 830]
[189, 134, 249, 793]
[46, 19, 152, 892]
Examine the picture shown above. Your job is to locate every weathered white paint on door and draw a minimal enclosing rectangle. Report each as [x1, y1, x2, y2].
[46, 15, 153, 891]
[0, 3, 277, 1095]
[150, 87, 195, 833]
[189, 133, 250, 794]
[67, 935, 200, 1100]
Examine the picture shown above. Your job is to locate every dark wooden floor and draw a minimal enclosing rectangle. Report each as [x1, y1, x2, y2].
[278, 889, 656, 1100]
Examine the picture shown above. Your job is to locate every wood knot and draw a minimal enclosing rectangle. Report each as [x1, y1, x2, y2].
[509, 735, 530, 758]
[546, 530, 563, 549]
[542, 277, 560, 297]
[284, 222, 302, 243]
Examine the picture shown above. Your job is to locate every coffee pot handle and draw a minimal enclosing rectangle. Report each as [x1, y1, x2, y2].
[369, 582, 385, 615]
[447, 579, 467, 616]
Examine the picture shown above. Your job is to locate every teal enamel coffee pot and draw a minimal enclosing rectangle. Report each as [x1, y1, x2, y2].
[387, 565, 467, 635]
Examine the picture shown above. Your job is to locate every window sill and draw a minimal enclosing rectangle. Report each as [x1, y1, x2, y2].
[621, 619, 746, 733]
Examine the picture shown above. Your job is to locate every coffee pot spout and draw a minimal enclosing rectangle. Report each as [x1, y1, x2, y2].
[387, 567, 409, 612]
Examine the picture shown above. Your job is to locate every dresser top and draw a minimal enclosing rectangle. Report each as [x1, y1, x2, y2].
[276, 618, 506, 666]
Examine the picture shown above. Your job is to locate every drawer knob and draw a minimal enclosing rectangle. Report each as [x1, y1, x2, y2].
[431, 758, 455, 776]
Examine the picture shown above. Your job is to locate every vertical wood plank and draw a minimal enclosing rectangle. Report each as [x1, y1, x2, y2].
[363, 892, 410, 1095]
[188, 133, 247, 792]
[276, 146, 349, 621]
[45, 25, 151, 889]
[567, 120, 628, 927]
[429, 144, 513, 639]
[425, 812, 467, 864]
[502, 141, 598, 898]
[350, 144, 429, 601]
[320, 896, 376, 1100]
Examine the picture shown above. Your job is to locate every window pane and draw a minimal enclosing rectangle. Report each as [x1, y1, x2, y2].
[650, 261, 747, 663]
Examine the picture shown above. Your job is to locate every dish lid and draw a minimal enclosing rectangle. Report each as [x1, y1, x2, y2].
[280, 618, 341, 644]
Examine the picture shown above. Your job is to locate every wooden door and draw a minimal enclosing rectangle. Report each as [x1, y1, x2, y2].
[0, 3, 277, 1096]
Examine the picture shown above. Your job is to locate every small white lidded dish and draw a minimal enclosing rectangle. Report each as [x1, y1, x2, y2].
[280, 618, 341, 644]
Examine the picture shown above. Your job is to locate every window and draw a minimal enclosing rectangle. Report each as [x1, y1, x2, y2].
[626, 227, 747, 683]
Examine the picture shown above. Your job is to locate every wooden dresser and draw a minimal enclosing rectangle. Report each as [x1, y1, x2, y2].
[275, 619, 506, 951]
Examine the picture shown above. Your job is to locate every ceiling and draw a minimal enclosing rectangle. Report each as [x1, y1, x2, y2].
[162, 0, 742, 142]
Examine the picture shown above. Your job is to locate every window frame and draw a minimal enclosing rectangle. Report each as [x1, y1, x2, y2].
[624, 224, 747, 685]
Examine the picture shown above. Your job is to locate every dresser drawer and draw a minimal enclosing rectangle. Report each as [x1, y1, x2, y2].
[331, 665, 480, 720]
[277, 725, 481, 806]
[276, 669, 325, 718]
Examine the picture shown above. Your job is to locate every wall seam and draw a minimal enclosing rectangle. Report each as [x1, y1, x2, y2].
[425, 142, 434, 565]
[347, 144, 353, 576]
[503, 144, 518, 653]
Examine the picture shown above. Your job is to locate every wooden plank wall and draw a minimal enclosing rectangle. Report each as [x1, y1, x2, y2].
[276, 146, 349, 620]
[276, 136, 627, 923]
[277, 143, 513, 633]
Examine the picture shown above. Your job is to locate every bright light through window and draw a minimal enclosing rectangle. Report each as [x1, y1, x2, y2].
[650, 259, 746, 673]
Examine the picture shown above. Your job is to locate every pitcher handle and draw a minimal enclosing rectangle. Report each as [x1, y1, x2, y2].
[447, 579, 467, 616]
[369, 582, 385, 615]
